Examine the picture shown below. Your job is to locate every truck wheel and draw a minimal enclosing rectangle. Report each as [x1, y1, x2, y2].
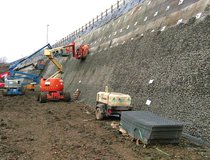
[21, 88, 26, 95]
[81, 57, 86, 61]
[37, 93, 40, 101]
[96, 107, 105, 120]
[64, 92, 71, 102]
[34, 85, 40, 92]
[39, 92, 47, 103]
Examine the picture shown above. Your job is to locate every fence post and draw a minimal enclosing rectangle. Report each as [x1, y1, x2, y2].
[92, 18, 94, 25]
[111, 5, 113, 13]
[101, 12, 103, 20]
[123, 0, 125, 5]
[117, 1, 119, 9]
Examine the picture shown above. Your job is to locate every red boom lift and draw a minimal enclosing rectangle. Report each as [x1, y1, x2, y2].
[37, 42, 89, 103]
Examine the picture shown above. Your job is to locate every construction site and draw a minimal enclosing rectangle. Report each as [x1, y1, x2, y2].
[0, 0, 210, 159]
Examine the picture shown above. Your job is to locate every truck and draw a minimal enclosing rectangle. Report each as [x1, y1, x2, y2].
[95, 86, 133, 120]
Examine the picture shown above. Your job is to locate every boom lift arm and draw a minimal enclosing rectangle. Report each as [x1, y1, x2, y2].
[11, 43, 52, 71]
[44, 47, 65, 79]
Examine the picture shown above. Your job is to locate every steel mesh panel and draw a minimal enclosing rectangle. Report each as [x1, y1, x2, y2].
[120, 111, 184, 144]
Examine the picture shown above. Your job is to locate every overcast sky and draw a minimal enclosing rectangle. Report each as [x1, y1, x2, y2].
[0, 0, 117, 62]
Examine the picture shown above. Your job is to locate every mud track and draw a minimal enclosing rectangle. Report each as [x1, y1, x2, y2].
[0, 92, 209, 160]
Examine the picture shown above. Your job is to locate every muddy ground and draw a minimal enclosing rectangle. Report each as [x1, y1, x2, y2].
[0, 91, 209, 160]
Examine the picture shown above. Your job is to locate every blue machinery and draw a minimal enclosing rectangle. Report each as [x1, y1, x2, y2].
[3, 44, 52, 95]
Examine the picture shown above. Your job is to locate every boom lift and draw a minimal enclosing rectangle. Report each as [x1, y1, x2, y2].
[2, 44, 52, 96]
[37, 42, 89, 103]
[37, 44, 72, 103]
[3, 71, 40, 96]
[3, 63, 44, 95]
[11, 44, 51, 71]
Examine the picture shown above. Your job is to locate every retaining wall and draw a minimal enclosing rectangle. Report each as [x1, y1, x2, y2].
[43, 0, 210, 144]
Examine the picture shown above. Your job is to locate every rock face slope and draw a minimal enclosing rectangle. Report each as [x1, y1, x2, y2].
[43, 0, 210, 143]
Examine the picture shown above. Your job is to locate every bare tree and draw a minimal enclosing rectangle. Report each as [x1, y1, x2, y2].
[0, 57, 7, 64]
[0, 57, 8, 71]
